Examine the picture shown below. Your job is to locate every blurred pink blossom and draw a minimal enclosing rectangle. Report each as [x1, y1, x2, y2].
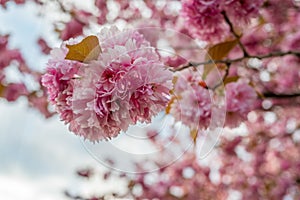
[181, 0, 229, 42]
[3, 83, 28, 102]
[170, 69, 212, 129]
[37, 38, 51, 54]
[226, 80, 257, 114]
[181, 0, 263, 42]
[223, 0, 264, 24]
[60, 19, 84, 40]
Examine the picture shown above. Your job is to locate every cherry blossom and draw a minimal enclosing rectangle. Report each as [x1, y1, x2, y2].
[225, 80, 257, 127]
[181, 0, 229, 42]
[181, 0, 263, 42]
[169, 69, 212, 130]
[2, 83, 28, 102]
[42, 27, 172, 141]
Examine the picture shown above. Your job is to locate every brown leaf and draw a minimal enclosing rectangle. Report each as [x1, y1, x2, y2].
[223, 76, 239, 85]
[0, 84, 5, 97]
[65, 35, 101, 63]
[207, 39, 238, 60]
[203, 39, 238, 79]
[190, 129, 198, 145]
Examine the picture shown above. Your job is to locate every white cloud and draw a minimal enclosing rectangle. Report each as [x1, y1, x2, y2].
[0, 99, 108, 199]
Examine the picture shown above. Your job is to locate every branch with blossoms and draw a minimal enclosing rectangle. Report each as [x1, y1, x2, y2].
[173, 50, 300, 100]
[55, 0, 300, 199]
[1, 1, 300, 200]
[174, 51, 300, 72]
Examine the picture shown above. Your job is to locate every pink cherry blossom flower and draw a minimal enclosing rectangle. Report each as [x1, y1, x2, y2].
[95, 0, 109, 25]
[223, 0, 264, 24]
[261, 0, 295, 28]
[0, 34, 24, 69]
[163, 56, 187, 69]
[181, 0, 229, 42]
[170, 69, 212, 130]
[181, 0, 264, 42]
[37, 38, 51, 54]
[60, 19, 84, 40]
[3, 83, 28, 102]
[43, 27, 172, 141]
[60, 9, 92, 40]
[225, 80, 257, 127]
[0, 34, 9, 51]
[0, 49, 24, 69]
[262, 56, 300, 94]
[285, 30, 300, 51]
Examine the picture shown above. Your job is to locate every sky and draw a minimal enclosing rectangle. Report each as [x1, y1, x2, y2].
[0, 96, 131, 199]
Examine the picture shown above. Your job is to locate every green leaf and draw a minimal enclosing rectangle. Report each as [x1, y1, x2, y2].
[203, 39, 238, 79]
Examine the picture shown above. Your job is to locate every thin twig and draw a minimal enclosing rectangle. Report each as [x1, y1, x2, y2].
[222, 11, 249, 57]
[206, 63, 231, 90]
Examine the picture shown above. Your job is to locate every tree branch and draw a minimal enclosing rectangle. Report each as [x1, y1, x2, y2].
[263, 92, 300, 99]
[173, 51, 300, 72]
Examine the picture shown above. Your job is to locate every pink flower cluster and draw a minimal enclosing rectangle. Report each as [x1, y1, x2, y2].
[225, 80, 257, 127]
[169, 69, 212, 130]
[2, 83, 28, 102]
[0, 34, 30, 102]
[262, 56, 300, 94]
[0, 35, 24, 70]
[220, 106, 300, 199]
[42, 27, 173, 141]
[169, 69, 257, 130]
[123, 106, 300, 200]
[181, 0, 229, 42]
[181, 0, 264, 42]
[223, 0, 264, 24]
[60, 10, 92, 40]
